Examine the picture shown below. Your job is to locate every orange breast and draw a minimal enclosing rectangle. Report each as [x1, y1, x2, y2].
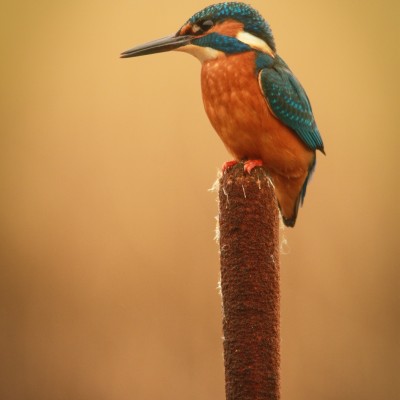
[201, 52, 315, 221]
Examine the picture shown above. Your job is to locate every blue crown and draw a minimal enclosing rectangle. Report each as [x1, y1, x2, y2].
[187, 2, 276, 52]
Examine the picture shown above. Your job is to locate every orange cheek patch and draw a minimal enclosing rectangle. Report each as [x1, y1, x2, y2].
[179, 20, 244, 39]
[179, 23, 192, 35]
[210, 20, 244, 37]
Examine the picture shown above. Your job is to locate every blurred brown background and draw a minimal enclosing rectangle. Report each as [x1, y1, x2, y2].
[1, 0, 399, 399]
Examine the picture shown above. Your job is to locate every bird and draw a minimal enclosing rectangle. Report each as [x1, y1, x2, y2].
[121, 2, 324, 227]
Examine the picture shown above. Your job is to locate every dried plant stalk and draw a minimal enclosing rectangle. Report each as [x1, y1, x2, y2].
[218, 164, 280, 400]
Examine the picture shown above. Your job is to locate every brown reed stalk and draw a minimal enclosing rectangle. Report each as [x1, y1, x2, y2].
[218, 163, 280, 400]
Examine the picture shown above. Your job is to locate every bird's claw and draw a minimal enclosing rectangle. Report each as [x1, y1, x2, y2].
[244, 159, 263, 173]
[222, 160, 239, 173]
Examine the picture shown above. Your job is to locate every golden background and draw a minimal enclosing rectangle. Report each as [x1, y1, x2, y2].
[1, 0, 399, 398]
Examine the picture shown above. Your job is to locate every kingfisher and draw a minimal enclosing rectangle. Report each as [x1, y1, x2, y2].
[121, 2, 324, 227]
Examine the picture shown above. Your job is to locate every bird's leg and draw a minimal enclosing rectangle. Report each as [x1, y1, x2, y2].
[244, 159, 263, 173]
[222, 160, 239, 173]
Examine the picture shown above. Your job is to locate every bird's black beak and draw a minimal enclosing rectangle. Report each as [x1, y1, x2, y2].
[120, 34, 193, 58]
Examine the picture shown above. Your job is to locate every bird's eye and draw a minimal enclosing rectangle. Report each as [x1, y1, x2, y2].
[191, 19, 214, 35]
[199, 20, 214, 31]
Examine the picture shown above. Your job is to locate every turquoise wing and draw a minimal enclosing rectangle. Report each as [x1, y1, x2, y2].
[259, 59, 324, 152]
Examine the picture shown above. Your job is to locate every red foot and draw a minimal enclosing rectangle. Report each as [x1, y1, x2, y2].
[222, 160, 238, 173]
[244, 159, 263, 174]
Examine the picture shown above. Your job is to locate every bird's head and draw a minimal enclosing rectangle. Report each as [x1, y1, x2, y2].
[121, 2, 276, 62]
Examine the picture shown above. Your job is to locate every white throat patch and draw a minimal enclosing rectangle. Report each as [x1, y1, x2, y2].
[176, 44, 221, 63]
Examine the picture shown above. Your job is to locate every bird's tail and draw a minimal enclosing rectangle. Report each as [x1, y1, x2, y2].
[281, 157, 317, 227]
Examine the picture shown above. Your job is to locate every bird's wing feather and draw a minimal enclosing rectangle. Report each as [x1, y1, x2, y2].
[259, 63, 324, 151]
